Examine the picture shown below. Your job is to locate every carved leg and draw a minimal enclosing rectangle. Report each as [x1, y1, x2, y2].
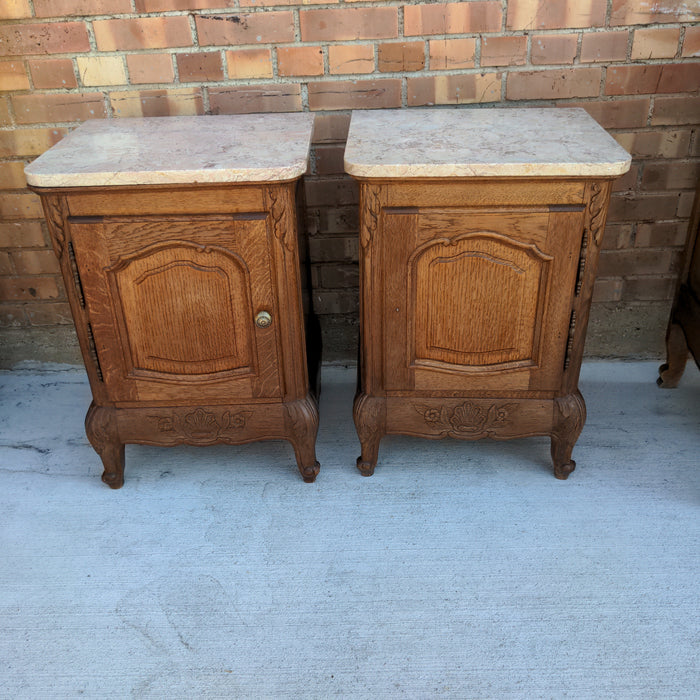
[285, 396, 320, 483]
[551, 392, 586, 480]
[353, 393, 385, 476]
[657, 321, 689, 388]
[85, 403, 125, 489]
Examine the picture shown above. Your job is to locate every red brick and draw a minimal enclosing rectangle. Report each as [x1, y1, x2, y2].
[530, 34, 578, 65]
[0, 276, 60, 301]
[0, 193, 43, 219]
[611, 0, 700, 26]
[641, 162, 700, 191]
[0, 22, 90, 57]
[240, 0, 336, 5]
[136, 0, 239, 10]
[507, 0, 605, 30]
[651, 96, 700, 125]
[33, 0, 131, 17]
[225, 49, 273, 79]
[378, 42, 425, 72]
[0, 221, 46, 248]
[428, 39, 476, 70]
[126, 53, 174, 84]
[0, 305, 28, 328]
[0, 0, 31, 20]
[631, 27, 681, 60]
[196, 12, 295, 46]
[0, 61, 30, 92]
[24, 302, 74, 325]
[110, 88, 203, 117]
[28, 59, 77, 89]
[408, 73, 501, 106]
[481, 36, 527, 66]
[76, 56, 127, 87]
[0, 97, 11, 126]
[308, 79, 401, 111]
[612, 164, 638, 192]
[682, 26, 700, 57]
[622, 276, 676, 301]
[93, 17, 193, 51]
[11, 250, 60, 275]
[614, 130, 692, 159]
[635, 222, 688, 248]
[301, 8, 398, 42]
[606, 64, 700, 96]
[208, 84, 302, 114]
[580, 31, 629, 63]
[176, 52, 223, 82]
[405, 2, 502, 36]
[559, 99, 651, 129]
[12, 93, 106, 124]
[328, 45, 374, 75]
[0, 128, 67, 157]
[0, 162, 28, 189]
[277, 46, 324, 77]
[607, 193, 680, 222]
[311, 113, 350, 143]
[601, 223, 633, 249]
[507, 68, 601, 101]
[0, 252, 14, 276]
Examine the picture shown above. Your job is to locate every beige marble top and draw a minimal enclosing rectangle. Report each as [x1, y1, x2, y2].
[344, 108, 631, 179]
[25, 113, 315, 188]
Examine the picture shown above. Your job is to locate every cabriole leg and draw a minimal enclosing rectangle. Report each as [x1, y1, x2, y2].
[551, 392, 586, 480]
[353, 393, 385, 476]
[285, 396, 320, 483]
[85, 403, 125, 489]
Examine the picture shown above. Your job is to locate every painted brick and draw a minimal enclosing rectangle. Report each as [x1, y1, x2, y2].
[300, 8, 398, 42]
[0, 276, 60, 301]
[313, 207, 359, 236]
[209, 84, 302, 114]
[3, 129, 67, 158]
[311, 113, 350, 143]
[304, 178, 358, 207]
[0, 221, 46, 248]
[612, 164, 638, 192]
[308, 236, 358, 264]
[314, 144, 345, 175]
[530, 34, 578, 65]
[631, 27, 681, 60]
[580, 31, 629, 63]
[611, 0, 700, 26]
[429, 39, 476, 70]
[277, 46, 324, 77]
[481, 36, 527, 67]
[635, 221, 688, 247]
[317, 263, 359, 289]
[622, 276, 676, 302]
[76, 56, 127, 87]
[0, 22, 90, 57]
[308, 79, 401, 111]
[682, 26, 700, 57]
[11, 250, 60, 275]
[613, 130, 692, 159]
[196, 12, 295, 46]
[598, 248, 679, 276]
[606, 64, 700, 96]
[12, 93, 106, 124]
[0, 162, 29, 189]
[0, 61, 30, 92]
[559, 99, 651, 129]
[33, 0, 132, 17]
[176, 52, 224, 82]
[507, 68, 601, 101]
[651, 96, 700, 125]
[126, 53, 174, 84]
[24, 302, 73, 325]
[507, 0, 605, 30]
[607, 193, 679, 222]
[0, 193, 43, 219]
[313, 290, 358, 315]
[110, 88, 203, 117]
[678, 191, 695, 218]
[93, 17, 193, 51]
[0, 0, 31, 20]
[408, 73, 501, 106]
[328, 45, 374, 75]
[28, 59, 77, 89]
[378, 42, 425, 72]
[592, 278, 623, 302]
[405, 3, 502, 36]
[641, 162, 700, 191]
[601, 223, 633, 249]
[225, 49, 273, 79]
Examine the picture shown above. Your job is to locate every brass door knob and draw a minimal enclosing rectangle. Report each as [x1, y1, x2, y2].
[255, 311, 272, 329]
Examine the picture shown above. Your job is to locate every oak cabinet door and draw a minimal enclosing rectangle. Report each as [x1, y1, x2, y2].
[382, 206, 585, 393]
[69, 214, 281, 403]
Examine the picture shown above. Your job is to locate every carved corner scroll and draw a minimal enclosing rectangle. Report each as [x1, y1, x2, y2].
[588, 182, 608, 247]
[45, 195, 67, 258]
[360, 185, 381, 250]
[267, 185, 294, 252]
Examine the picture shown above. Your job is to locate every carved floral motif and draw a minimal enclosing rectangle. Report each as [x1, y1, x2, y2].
[413, 401, 515, 437]
[151, 407, 252, 442]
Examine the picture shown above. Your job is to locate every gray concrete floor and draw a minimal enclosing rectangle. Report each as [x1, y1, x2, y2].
[1, 361, 699, 698]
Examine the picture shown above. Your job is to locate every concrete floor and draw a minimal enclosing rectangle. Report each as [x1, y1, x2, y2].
[1, 361, 699, 698]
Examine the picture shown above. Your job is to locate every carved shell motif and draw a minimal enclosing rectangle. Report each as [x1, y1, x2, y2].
[414, 401, 515, 437]
[151, 408, 252, 442]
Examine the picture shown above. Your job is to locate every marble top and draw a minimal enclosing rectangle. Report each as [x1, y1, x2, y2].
[344, 108, 631, 179]
[25, 113, 315, 187]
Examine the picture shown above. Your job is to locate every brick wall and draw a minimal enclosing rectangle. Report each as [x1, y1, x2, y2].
[1, 0, 699, 364]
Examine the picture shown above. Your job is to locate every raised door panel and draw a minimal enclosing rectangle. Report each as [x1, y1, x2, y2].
[69, 215, 280, 404]
[382, 206, 584, 393]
